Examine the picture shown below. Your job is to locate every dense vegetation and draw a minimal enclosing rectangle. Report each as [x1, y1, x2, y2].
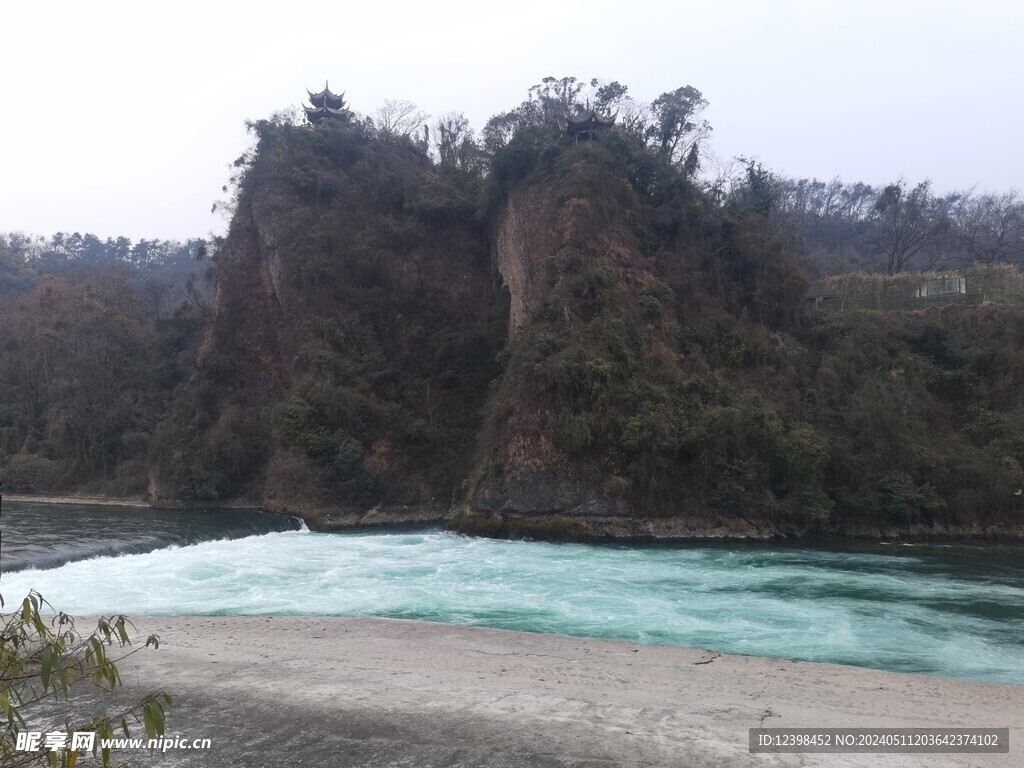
[2, 76, 1022, 538]
[149, 115, 507, 513]
[0, 235, 210, 493]
[456, 92, 1024, 535]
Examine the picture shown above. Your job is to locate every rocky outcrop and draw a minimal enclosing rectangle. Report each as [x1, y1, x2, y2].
[463, 156, 652, 525]
[152, 121, 507, 516]
[493, 185, 560, 339]
[151, 122, 1024, 542]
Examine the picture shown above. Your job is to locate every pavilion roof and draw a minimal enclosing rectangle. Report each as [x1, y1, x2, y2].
[304, 104, 349, 124]
[564, 111, 616, 131]
[307, 81, 346, 110]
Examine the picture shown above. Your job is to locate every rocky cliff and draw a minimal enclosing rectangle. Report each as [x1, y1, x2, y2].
[150, 119, 506, 525]
[152, 118, 1024, 541]
[458, 140, 1024, 540]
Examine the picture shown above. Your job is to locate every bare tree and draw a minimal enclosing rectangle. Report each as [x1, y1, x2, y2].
[954, 189, 1024, 266]
[373, 99, 429, 140]
[869, 181, 951, 274]
[700, 152, 748, 205]
[141, 278, 173, 321]
[433, 112, 480, 174]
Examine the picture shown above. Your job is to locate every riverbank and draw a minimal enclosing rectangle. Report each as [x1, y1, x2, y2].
[103, 616, 1020, 767]
[3, 493, 264, 511]
[264, 499, 450, 530]
[9, 492, 1024, 543]
[265, 499, 1024, 542]
[3, 492, 148, 508]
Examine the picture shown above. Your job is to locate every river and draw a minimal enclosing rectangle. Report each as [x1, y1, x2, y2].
[2, 501, 1022, 685]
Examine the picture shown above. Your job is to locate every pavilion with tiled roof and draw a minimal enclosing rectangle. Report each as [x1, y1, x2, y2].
[305, 82, 350, 124]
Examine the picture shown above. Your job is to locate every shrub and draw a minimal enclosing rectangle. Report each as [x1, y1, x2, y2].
[794, 486, 834, 524]
[638, 294, 663, 319]
[879, 471, 945, 523]
[0, 591, 169, 767]
[0, 455, 66, 493]
[552, 413, 593, 455]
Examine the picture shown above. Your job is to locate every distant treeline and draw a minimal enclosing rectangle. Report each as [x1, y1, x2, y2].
[715, 175, 1024, 278]
[1, 231, 205, 266]
[0, 232, 213, 318]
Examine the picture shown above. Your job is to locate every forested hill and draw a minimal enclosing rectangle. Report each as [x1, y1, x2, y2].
[3, 77, 1024, 540]
[0, 234, 212, 495]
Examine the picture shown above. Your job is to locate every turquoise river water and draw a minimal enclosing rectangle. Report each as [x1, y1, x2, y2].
[1, 502, 1022, 685]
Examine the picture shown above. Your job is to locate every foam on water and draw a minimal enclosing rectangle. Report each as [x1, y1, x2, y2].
[3, 528, 1022, 684]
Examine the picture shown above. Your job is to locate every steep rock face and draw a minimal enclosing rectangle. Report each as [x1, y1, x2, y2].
[151, 121, 507, 515]
[455, 145, 1024, 541]
[480, 185, 577, 511]
[149, 179, 293, 504]
[466, 156, 657, 523]
[492, 185, 560, 340]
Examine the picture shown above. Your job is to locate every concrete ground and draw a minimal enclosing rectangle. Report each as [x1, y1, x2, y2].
[46, 616, 1024, 767]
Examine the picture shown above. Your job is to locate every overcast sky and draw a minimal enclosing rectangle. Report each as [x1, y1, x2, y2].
[2, 0, 1021, 242]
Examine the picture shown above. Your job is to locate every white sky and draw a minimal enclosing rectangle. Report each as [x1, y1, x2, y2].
[2, 0, 1021, 241]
